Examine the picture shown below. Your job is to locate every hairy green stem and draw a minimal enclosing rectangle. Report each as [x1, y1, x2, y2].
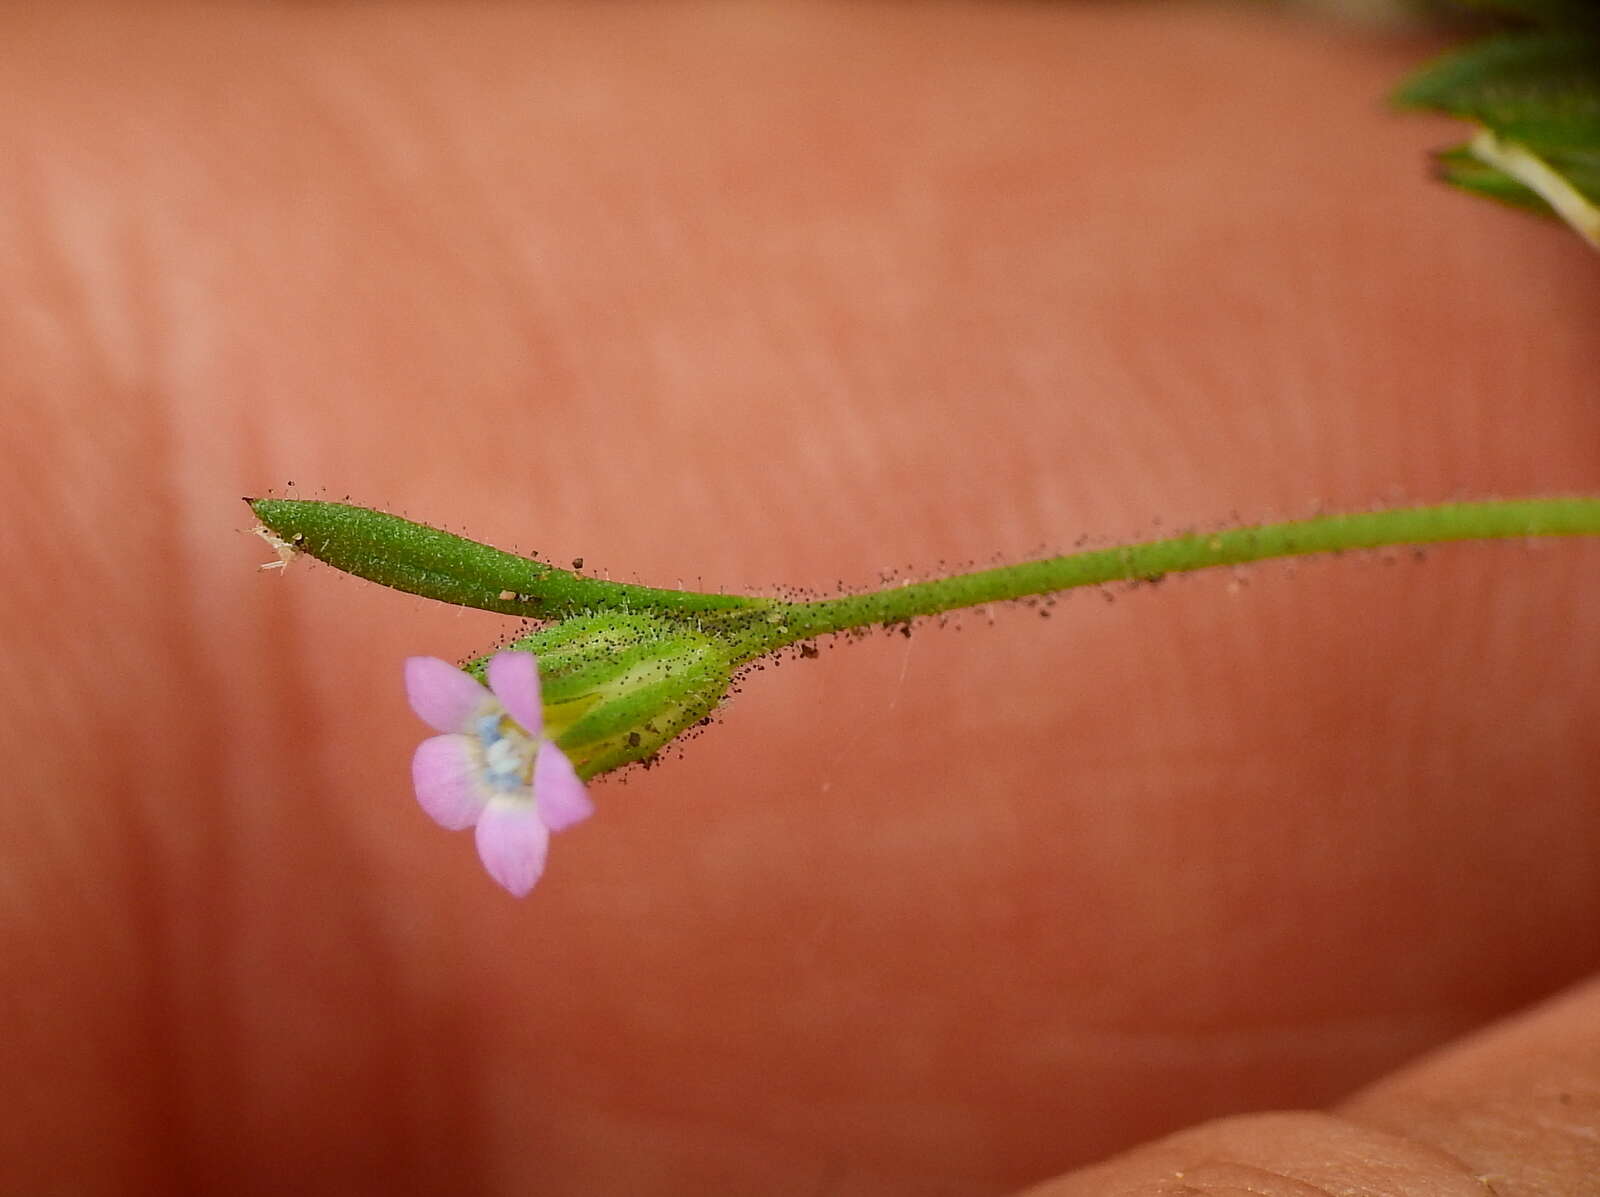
[752, 498, 1600, 653]
[250, 496, 1600, 666]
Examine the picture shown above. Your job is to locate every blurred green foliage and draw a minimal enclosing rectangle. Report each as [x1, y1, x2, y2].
[1394, 6, 1600, 246]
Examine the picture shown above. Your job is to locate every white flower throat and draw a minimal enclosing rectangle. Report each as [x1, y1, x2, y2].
[475, 709, 536, 793]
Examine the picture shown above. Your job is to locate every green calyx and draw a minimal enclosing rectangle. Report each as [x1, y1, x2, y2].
[466, 612, 737, 780]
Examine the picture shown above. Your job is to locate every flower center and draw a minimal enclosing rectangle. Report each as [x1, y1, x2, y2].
[475, 710, 536, 793]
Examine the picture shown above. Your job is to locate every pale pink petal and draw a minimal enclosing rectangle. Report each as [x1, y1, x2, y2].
[405, 657, 491, 733]
[412, 735, 491, 830]
[486, 651, 543, 738]
[534, 742, 594, 831]
[475, 799, 550, 897]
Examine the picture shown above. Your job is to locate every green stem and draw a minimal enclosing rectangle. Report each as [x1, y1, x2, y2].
[732, 497, 1600, 661]
[250, 496, 1600, 667]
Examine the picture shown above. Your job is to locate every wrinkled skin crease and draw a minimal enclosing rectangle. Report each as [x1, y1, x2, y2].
[2, 4, 1599, 1195]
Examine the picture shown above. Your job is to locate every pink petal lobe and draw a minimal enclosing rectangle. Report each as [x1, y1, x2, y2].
[486, 651, 543, 738]
[405, 657, 490, 733]
[534, 743, 594, 832]
[412, 735, 491, 830]
[475, 799, 550, 897]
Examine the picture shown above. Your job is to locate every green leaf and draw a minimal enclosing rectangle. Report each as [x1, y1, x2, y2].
[1434, 141, 1600, 212]
[1396, 30, 1600, 245]
[1434, 145, 1551, 210]
[1441, 0, 1600, 24]
[248, 497, 773, 624]
[1395, 31, 1600, 148]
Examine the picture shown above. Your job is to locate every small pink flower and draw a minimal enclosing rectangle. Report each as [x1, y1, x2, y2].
[404, 651, 594, 896]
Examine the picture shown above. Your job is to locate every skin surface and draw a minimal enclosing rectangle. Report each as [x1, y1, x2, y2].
[1, 2, 1597, 1194]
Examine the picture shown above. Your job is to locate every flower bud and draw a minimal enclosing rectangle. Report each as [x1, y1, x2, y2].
[467, 612, 736, 780]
